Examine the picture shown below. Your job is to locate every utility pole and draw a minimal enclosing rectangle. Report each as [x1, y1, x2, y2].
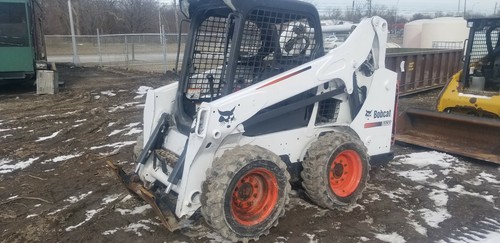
[68, 0, 80, 65]
[495, 2, 498, 16]
[463, 0, 467, 18]
[458, 0, 461, 15]
[351, 0, 355, 23]
[367, 0, 372, 16]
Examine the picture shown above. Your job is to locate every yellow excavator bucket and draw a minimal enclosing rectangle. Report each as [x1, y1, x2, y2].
[396, 108, 500, 164]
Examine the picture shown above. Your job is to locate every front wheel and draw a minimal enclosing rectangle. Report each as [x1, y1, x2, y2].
[301, 131, 370, 209]
[201, 145, 290, 242]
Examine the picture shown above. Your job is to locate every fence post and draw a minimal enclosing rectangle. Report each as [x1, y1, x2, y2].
[68, 0, 80, 65]
[131, 36, 135, 61]
[97, 28, 103, 67]
[162, 25, 168, 73]
[125, 35, 129, 69]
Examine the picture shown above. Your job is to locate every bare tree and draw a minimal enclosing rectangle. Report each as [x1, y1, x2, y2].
[118, 0, 159, 33]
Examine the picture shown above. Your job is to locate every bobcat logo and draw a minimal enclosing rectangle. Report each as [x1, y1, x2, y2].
[218, 107, 236, 124]
[365, 110, 373, 119]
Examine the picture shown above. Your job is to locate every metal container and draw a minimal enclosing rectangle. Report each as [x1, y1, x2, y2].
[385, 48, 463, 96]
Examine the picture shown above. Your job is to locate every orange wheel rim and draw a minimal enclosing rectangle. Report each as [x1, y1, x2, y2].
[231, 168, 278, 226]
[329, 150, 363, 197]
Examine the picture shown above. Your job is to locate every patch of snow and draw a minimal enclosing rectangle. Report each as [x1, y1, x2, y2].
[448, 185, 495, 203]
[26, 214, 38, 218]
[108, 102, 141, 112]
[478, 172, 500, 184]
[108, 122, 116, 127]
[359, 236, 370, 242]
[303, 233, 318, 243]
[52, 153, 83, 163]
[102, 194, 122, 205]
[429, 189, 448, 207]
[396, 169, 437, 182]
[395, 151, 455, 168]
[63, 138, 75, 143]
[276, 236, 289, 241]
[72, 123, 83, 128]
[120, 195, 132, 203]
[75, 119, 87, 123]
[134, 86, 153, 99]
[125, 122, 140, 128]
[125, 128, 142, 136]
[0, 157, 39, 174]
[7, 195, 18, 200]
[108, 129, 125, 136]
[101, 91, 116, 97]
[43, 168, 55, 172]
[377, 187, 412, 201]
[34, 204, 41, 207]
[102, 220, 157, 237]
[374, 232, 406, 243]
[65, 193, 121, 231]
[409, 219, 428, 236]
[102, 229, 118, 235]
[115, 204, 152, 215]
[419, 208, 451, 228]
[36, 130, 62, 142]
[65, 191, 93, 204]
[35, 114, 56, 119]
[444, 218, 500, 243]
[63, 110, 80, 115]
[66, 208, 103, 231]
[48, 191, 94, 215]
[1, 134, 13, 139]
[94, 95, 101, 100]
[90, 141, 136, 150]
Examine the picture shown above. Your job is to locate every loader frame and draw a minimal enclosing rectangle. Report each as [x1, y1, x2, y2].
[109, 0, 398, 239]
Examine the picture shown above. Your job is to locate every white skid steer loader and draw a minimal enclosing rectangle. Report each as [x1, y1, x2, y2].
[107, 0, 397, 241]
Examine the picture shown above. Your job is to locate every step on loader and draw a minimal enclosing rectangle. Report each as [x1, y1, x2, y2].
[108, 0, 397, 241]
[396, 18, 500, 164]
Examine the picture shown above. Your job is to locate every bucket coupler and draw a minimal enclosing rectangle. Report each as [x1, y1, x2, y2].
[106, 113, 181, 231]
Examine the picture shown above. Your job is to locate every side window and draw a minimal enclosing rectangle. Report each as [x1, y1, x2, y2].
[234, 9, 317, 89]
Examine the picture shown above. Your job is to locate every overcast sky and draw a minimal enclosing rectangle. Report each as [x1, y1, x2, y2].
[164, 0, 497, 15]
[310, 0, 495, 15]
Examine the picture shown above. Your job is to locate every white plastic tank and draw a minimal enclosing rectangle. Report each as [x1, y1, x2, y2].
[402, 19, 430, 48]
[420, 17, 468, 49]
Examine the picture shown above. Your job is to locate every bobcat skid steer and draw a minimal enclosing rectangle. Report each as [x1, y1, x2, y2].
[107, 0, 397, 241]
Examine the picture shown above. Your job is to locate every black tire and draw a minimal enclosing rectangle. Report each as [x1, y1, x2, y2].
[201, 145, 291, 242]
[301, 131, 370, 209]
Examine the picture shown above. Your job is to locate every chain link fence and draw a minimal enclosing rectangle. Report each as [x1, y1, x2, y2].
[45, 32, 406, 73]
[45, 33, 188, 73]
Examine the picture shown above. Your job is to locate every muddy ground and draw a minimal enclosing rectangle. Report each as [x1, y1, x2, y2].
[0, 65, 499, 243]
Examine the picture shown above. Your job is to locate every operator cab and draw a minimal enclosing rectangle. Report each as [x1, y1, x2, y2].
[463, 18, 500, 92]
[175, 0, 324, 133]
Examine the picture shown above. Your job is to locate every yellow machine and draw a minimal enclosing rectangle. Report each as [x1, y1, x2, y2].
[437, 18, 500, 117]
[396, 18, 500, 164]
[437, 70, 500, 117]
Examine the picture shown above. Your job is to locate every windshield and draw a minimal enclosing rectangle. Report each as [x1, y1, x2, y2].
[0, 2, 29, 47]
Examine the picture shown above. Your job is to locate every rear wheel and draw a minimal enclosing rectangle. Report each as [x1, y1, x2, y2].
[301, 131, 370, 209]
[201, 145, 290, 242]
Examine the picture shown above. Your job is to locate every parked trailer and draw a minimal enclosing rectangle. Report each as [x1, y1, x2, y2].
[385, 48, 463, 96]
[0, 0, 57, 93]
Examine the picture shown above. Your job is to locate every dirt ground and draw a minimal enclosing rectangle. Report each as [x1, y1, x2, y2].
[0, 65, 499, 243]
